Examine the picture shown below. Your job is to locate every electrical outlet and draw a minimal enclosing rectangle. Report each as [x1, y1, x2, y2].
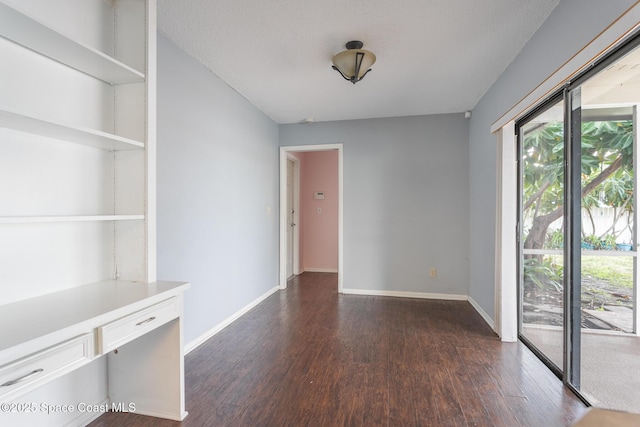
[429, 268, 437, 278]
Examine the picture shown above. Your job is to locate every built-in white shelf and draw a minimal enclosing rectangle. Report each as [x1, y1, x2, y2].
[0, 106, 144, 150]
[0, 215, 144, 224]
[0, 2, 145, 85]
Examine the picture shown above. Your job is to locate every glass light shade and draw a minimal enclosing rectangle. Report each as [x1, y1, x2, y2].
[332, 49, 376, 79]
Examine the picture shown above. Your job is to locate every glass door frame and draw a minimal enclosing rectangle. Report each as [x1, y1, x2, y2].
[516, 31, 640, 405]
[516, 90, 566, 380]
[565, 85, 581, 392]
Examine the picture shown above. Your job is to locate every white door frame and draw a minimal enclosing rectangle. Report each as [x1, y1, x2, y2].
[279, 144, 344, 292]
[494, 123, 518, 342]
[286, 153, 301, 278]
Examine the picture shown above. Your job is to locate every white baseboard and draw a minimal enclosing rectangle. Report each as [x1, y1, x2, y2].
[341, 289, 495, 331]
[184, 286, 279, 354]
[184, 286, 495, 355]
[302, 268, 339, 273]
[341, 288, 468, 301]
[468, 296, 495, 329]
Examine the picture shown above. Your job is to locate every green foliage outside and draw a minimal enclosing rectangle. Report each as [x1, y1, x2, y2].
[522, 117, 634, 294]
[526, 255, 632, 293]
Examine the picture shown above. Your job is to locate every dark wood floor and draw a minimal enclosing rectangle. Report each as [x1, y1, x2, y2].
[91, 272, 587, 426]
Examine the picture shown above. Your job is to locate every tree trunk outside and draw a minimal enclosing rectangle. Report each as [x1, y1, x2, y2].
[523, 155, 623, 251]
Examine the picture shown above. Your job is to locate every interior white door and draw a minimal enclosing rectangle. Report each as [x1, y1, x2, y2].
[286, 158, 295, 279]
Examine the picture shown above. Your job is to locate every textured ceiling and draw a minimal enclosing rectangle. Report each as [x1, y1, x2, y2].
[583, 47, 640, 106]
[158, 0, 560, 124]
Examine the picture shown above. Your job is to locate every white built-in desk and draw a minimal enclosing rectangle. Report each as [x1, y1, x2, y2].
[0, 280, 190, 422]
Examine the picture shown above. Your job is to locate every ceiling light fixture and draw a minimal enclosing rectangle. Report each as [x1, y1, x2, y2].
[331, 41, 376, 84]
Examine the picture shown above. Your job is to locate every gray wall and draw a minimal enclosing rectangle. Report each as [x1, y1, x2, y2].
[280, 114, 470, 296]
[468, 0, 637, 317]
[156, 0, 636, 344]
[157, 35, 279, 346]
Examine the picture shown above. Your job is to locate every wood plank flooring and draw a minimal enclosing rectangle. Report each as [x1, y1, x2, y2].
[90, 272, 587, 426]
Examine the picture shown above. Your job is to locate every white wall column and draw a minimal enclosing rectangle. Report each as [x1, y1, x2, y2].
[495, 121, 518, 342]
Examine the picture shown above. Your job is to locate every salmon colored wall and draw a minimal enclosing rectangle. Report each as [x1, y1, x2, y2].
[299, 150, 338, 272]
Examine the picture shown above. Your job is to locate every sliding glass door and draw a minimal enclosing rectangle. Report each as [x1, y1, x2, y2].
[518, 37, 640, 411]
[518, 97, 566, 373]
[568, 47, 638, 411]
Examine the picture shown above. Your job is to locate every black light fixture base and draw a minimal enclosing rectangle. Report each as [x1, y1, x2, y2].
[345, 40, 364, 50]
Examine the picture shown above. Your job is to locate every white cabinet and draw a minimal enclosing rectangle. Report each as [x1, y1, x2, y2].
[0, 0, 187, 424]
[0, 281, 190, 423]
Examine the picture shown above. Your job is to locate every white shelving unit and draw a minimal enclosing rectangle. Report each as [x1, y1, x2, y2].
[0, 106, 144, 150]
[0, 0, 151, 283]
[0, 0, 188, 425]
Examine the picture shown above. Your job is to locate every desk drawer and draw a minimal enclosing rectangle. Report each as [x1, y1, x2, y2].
[99, 298, 179, 354]
[0, 334, 93, 402]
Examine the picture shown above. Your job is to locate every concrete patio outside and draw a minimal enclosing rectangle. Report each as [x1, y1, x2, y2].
[523, 325, 640, 413]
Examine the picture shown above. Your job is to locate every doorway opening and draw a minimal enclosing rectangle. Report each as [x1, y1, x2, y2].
[279, 144, 343, 292]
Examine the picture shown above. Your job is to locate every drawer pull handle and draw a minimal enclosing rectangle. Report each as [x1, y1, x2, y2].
[136, 316, 156, 326]
[1, 368, 44, 387]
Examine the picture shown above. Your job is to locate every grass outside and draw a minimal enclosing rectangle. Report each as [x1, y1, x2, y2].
[525, 253, 634, 328]
[548, 254, 633, 289]
[582, 255, 633, 289]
